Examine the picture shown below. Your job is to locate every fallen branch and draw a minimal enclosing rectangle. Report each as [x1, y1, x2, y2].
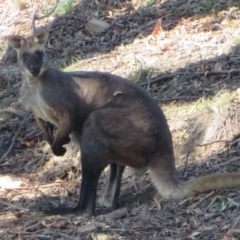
[36, 231, 75, 240]
[197, 139, 232, 147]
[213, 157, 240, 168]
[227, 216, 240, 235]
[0, 108, 25, 117]
[0, 181, 79, 192]
[156, 95, 197, 102]
[0, 89, 16, 100]
[0, 199, 27, 211]
[77, 208, 128, 235]
[104, 207, 128, 220]
[141, 68, 240, 86]
[190, 191, 215, 209]
[78, 221, 109, 235]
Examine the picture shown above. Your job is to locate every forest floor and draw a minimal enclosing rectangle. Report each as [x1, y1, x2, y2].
[0, 0, 240, 239]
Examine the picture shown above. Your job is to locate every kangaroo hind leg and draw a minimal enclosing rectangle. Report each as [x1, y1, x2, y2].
[98, 163, 125, 208]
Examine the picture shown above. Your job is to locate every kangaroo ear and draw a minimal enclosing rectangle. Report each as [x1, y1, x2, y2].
[33, 29, 49, 45]
[7, 36, 26, 50]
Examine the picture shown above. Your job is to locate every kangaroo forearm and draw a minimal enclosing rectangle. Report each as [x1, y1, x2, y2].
[35, 117, 54, 145]
[51, 125, 71, 156]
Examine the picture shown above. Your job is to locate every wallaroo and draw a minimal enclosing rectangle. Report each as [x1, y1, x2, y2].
[8, 29, 240, 217]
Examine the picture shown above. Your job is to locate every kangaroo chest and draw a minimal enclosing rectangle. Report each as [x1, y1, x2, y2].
[20, 80, 60, 127]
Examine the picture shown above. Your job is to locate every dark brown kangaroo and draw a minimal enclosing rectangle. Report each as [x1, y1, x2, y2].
[8, 30, 240, 217]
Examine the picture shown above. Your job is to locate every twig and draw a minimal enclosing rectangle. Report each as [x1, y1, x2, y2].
[32, 0, 59, 32]
[0, 181, 79, 191]
[136, 64, 143, 82]
[54, 232, 76, 240]
[226, 216, 240, 235]
[0, 113, 28, 163]
[13, 154, 45, 174]
[190, 191, 215, 209]
[0, 199, 27, 211]
[146, 69, 153, 94]
[78, 221, 109, 235]
[0, 159, 28, 167]
[197, 139, 232, 147]
[37, 231, 75, 240]
[104, 207, 128, 220]
[212, 157, 240, 168]
[156, 95, 197, 102]
[21, 127, 42, 141]
[180, 147, 195, 177]
[153, 197, 161, 210]
[21, 222, 42, 234]
[0, 89, 15, 100]
[0, 109, 24, 117]
[23, 231, 75, 240]
[32, 6, 39, 32]
[141, 68, 240, 86]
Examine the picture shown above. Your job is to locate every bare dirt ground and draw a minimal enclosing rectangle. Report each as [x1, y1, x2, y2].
[0, 0, 240, 239]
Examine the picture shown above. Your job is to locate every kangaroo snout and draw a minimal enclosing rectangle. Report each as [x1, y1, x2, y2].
[29, 64, 41, 76]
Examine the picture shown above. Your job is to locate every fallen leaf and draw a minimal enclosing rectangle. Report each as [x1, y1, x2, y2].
[87, 18, 110, 33]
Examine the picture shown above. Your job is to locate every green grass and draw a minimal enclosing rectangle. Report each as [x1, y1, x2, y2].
[50, 54, 79, 70]
[56, 0, 75, 15]
[127, 66, 151, 82]
[43, 0, 76, 16]
[140, 0, 155, 7]
[171, 7, 182, 16]
[205, 0, 214, 13]
[186, 91, 233, 113]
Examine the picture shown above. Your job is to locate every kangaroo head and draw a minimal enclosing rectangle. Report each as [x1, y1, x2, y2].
[7, 29, 49, 78]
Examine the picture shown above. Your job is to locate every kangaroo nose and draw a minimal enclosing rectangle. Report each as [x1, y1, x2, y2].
[29, 65, 41, 76]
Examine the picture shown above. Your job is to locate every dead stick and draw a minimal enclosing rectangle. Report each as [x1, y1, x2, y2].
[0, 199, 27, 211]
[0, 109, 24, 117]
[156, 95, 197, 102]
[104, 207, 128, 220]
[78, 208, 128, 235]
[141, 68, 240, 86]
[78, 222, 108, 235]
[213, 157, 240, 168]
[227, 216, 240, 235]
[0, 181, 79, 191]
[197, 139, 232, 147]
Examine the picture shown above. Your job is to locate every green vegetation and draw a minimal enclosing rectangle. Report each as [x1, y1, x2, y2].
[140, 0, 155, 7]
[43, 0, 76, 16]
[205, 0, 214, 13]
[211, 196, 238, 213]
[186, 91, 233, 113]
[56, 0, 75, 15]
[127, 66, 151, 82]
[171, 7, 182, 16]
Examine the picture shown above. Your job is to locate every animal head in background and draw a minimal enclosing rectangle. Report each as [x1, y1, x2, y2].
[8, 29, 49, 78]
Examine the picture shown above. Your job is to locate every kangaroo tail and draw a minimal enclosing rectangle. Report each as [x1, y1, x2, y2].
[148, 157, 240, 200]
[183, 173, 240, 199]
